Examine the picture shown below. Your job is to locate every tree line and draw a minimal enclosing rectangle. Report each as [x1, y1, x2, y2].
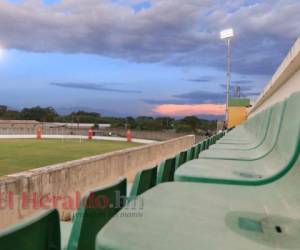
[0, 105, 217, 134]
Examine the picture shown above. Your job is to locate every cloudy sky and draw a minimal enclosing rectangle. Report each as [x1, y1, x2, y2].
[0, 0, 299, 118]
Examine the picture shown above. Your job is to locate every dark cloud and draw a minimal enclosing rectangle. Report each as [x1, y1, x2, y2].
[0, 0, 299, 75]
[50, 82, 142, 94]
[54, 106, 126, 116]
[174, 90, 225, 104]
[144, 90, 226, 105]
[187, 77, 213, 83]
[144, 99, 185, 105]
[144, 84, 261, 106]
[231, 80, 254, 85]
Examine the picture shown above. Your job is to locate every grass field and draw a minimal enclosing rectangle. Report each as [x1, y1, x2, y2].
[0, 139, 142, 176]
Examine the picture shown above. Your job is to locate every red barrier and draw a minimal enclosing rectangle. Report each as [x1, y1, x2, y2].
[36, 128, 42, 139]
[88, 128, 93, 140]
[127, 129, 132, 142]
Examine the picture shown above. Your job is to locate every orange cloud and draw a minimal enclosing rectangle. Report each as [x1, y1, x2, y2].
[153, 103, 226, 116]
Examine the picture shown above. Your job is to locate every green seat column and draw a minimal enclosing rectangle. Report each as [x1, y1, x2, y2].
[186, 146, 196, 161]
[61, 178, 127, 250]
[129, 166, 157, 197]
[157, 157, 176, 184]
[0, 209, 61, 250]
[175, 150, 188, 169]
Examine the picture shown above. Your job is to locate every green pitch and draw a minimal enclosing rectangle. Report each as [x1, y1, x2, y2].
[0, 139, 142, 176]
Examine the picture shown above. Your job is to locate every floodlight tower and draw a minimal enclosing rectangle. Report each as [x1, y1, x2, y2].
[220, 28, 234, 124]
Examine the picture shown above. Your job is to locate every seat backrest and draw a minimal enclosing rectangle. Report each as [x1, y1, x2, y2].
[206, 139, 210, 149]
[187, 147, 196, 161]
[157, 157, 176, 184]
[203, 139, 209, 150]
[0, 209, 60, 250]
[272, 92, 300, 166]
[130, 166, 157, 197]
[258, 91, 300, 178]
[208, 137, 214, 146]
[255, 108, 272, 139]
[244, 109, 264, 131]
[226, 107, 271, 147]
[244, 107, 269, 133]
[260, 100, 286, 150]
[175, 150, 188, 169]
[194, 142, 203, 159]
[246, 108, 272, 139]
[265, 92, 300, 213]
[67, 178, 127, 250]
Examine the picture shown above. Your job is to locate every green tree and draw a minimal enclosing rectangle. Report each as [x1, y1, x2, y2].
[21, 106, 58, 122]
[126, 117, 137, 129]
[181, 116, 200, 132]
[155, 117, 174, 129]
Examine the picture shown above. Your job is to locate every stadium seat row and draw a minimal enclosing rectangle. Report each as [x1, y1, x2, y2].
[95, 91, 300, 249]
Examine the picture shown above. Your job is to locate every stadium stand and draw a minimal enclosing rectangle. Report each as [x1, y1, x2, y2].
[200, 102, 284, 160]
[2, 87, 300, 249]
[95, 91, 300, 250]
[175, 92, 300, 184]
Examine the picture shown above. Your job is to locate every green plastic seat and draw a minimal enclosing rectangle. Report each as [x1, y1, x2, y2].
[186, 146, 196, 161]
[211, 109, 272, 150]
[129, 166, 157, 197]
[216, 132, 224, 140]
[175, 150, 188, 169]
[206, 138, 211, 148]
[201, 139, 208, 151]
[61, 178, 127, 250]
[204, 139, 209, 150]
[199, 101, 286, 160]
[96, 176, 300, 250]
[0, 209, 61, 250]
[156, 157, 176, 184]
[218, 108, 272, 146]
[175, 91, 300, 184]
[193, 142, 203, 159]
[95, 92, 300, 250]
[210, 136, 215, 145]
[210, 136, 218, 146]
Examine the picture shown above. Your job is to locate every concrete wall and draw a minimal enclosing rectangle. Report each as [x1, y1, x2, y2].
[103, 128, 196, 141]
[250, 37, 300, 116]
[0, 135, 195, 229]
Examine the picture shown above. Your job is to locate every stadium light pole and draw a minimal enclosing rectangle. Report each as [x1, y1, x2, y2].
[220, 28, 234, 125]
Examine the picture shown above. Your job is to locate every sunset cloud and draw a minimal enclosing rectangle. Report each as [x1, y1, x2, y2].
[153, 103, 226, 116]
